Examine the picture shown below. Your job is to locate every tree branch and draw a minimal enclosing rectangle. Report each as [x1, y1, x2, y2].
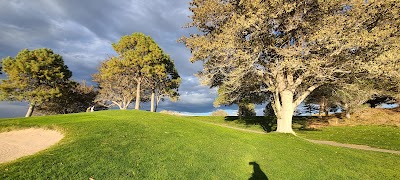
[293, 84, 320, 108]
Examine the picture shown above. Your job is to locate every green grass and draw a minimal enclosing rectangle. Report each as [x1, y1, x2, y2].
[297, 125, 400, 151]
[193, 115, 400, 151]
[0, 111, 399, 179]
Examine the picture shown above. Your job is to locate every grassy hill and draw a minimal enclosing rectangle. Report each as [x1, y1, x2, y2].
[0, 110, 399, 179]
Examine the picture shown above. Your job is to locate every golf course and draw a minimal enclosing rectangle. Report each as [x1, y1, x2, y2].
[0, 110, 399, 179]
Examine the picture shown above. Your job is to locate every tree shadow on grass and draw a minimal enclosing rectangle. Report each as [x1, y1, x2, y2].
[249, 162, 268, 180]
[224, 116, 277, 132]
[224, 116, 324, 132]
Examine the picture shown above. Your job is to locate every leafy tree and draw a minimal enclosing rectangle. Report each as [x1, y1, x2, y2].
[93, 57, 137, 110]
[263, 102, 275, 118]
[35, 81, 97, 115]
[112, 32, 169, 110]
[238, 102, 256, 118]
[147, 54, 181, 112]
[0, 48, 72, 117]
[305, 85, 337, 117]
[366, 96, 397, 108]
[182, 0, 400, 133]
[211, 109, 229, 116]
[212, 63, 268, 118]
[212, 63, 268, 108]
[332, 81, 378, 119]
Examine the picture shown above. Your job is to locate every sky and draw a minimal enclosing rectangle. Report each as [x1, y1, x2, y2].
[0, 0, 267, 118]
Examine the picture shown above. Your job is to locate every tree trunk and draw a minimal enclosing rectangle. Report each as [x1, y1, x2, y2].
[344, 103, 351, 119]
[135, 80, 141, 110]
[150, 90, 155, 112]
[319, 100, 325, 117]
[25, 104, 35, 117]
[324, 109, 329, 116]
[276, 90, 295, 134]
[238, 105, 243, 119]
[345, 111, 351, 119]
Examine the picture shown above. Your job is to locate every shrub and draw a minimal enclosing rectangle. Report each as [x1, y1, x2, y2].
[211, 109, 229, 116]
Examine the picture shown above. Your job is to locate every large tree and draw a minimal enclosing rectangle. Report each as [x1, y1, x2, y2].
[93, 57, 137, 110]
[147, 54, 181, 112]
[112, 32, 168, 110]
[0, 48, 72, 117]
[182, 0, 400, 133]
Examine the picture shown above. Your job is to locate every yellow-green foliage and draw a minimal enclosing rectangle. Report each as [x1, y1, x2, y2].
[211, 109, 229, 116]
[93, 33, 180, 110]
[0, 48, 72, 106]
[182, 0, 400, 128]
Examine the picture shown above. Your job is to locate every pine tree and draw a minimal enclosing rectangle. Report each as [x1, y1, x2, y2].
[0, 48, 72, 117]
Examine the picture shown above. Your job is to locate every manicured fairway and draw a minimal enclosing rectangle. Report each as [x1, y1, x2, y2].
[0, 111, 399, 179]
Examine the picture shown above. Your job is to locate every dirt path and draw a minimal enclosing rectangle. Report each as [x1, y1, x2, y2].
[204, 122, 400, 154]
[304, 139, 400, 154]
[0, 128, 63, 164]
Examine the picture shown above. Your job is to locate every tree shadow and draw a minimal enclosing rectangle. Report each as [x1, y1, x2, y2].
[293, 116, 325, 131]
[224, 116, 277, 132]
[223, 116, 328, 132]
[249, 162, 268, 180]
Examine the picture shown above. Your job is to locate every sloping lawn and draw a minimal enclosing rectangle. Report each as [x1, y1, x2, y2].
[194, 116, 400, 151]
[0, 111, 399, 179]
[297, 125, 400, 151]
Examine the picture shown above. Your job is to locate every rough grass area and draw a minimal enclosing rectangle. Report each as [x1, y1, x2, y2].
[343, 107, 400, 127]
[0, 110, 399, 179]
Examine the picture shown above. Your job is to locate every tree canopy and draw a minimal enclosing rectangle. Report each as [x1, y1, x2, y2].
[35, 81, 97, 115]
[182, 0, 400, 133]
[93, 57, 138, 109]
[0, 48, 72, 117]
[94, 32, 180, 111]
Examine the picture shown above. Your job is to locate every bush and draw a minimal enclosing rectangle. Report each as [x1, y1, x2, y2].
[159, 110, 182, 116]
[211, 109, 229, 116]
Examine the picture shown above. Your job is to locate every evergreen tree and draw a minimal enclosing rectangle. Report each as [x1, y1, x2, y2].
[35, 81, 97, 115]
[112, 33, 174, 110]
[0, 48, 72, 117]
[182, 0, 400, 133]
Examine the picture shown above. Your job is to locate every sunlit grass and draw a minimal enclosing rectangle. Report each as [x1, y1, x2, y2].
[297, 125, 400, 151]
[0, 110, 399, 179]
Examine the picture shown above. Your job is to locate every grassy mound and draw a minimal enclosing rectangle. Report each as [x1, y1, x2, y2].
[0, 110, 399, 179]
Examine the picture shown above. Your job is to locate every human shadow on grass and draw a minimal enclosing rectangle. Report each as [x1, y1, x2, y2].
[249, 162, 268, 180]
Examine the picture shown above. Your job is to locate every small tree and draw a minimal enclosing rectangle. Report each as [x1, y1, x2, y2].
[306, 85, 338, 117]
[0, 48, 72, 117]
[211, 109, 229, 116]
[238, 102, 256, 118]
[147, 54, 181, 112]
[263, 102, 275, 118]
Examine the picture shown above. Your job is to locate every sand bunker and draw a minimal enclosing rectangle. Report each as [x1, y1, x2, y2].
[0, 128, 63, 164]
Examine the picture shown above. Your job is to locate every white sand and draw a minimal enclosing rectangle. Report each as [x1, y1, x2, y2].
[0, 128, 63, 164]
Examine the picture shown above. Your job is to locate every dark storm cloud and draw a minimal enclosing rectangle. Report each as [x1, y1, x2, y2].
[0, 102, 28, 118]
[0, 0, 225, 117]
